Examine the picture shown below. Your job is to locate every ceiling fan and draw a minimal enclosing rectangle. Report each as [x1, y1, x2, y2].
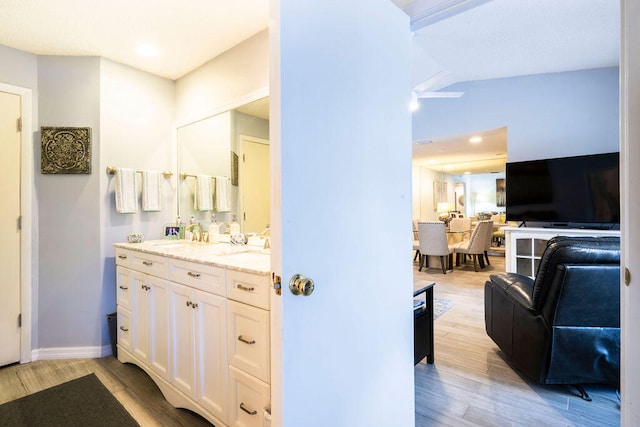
[412, 70, 464, 99]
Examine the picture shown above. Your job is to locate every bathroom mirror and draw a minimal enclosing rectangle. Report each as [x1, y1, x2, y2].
[177, 95, 270, 234]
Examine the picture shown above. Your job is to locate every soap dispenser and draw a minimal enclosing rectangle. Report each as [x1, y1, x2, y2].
[230, 214, 240, 235]
[185, 216, 196, 241]
[208, 214, 220, 243]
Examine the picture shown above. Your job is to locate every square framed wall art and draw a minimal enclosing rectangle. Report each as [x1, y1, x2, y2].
[41, 126, 92, 174]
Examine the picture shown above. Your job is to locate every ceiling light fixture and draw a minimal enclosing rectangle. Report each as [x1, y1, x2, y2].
[409, 92, 419, 112]
[469, 136, 482, 143]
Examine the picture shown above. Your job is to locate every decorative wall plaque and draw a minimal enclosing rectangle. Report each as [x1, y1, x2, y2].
[41, 127, 92, 174]
[231, 151, 239, 186]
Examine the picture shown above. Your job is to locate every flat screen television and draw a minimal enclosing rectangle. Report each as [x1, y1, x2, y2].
[505, 152, 620, 227]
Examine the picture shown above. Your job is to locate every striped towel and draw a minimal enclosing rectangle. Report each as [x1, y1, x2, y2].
[115, 168, 137, 214]
[194, 174, 213, 211]
[214, 176, 231, 212]
[141, 170, 161, 212]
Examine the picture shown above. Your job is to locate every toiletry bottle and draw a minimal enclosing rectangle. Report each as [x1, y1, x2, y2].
[185, 216, 196, 241]
[230, 214, 240, 235]
[176, 216, 185, 239]
[208, 214, 220, 243]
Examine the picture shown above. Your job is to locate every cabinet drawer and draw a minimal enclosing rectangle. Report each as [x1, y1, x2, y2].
[227, 301, 270, 383]
[117, 307, 132, 355]
[130, 252, 168, 278]
[115, 248, 131, 267]
[169, 259, 226, 296]
[116, 266, 133, 309]
[226, 270, 270, 310]
[228, 366, 270, 427]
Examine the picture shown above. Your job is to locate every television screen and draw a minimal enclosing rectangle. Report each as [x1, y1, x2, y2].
[506, 152, 620, 225]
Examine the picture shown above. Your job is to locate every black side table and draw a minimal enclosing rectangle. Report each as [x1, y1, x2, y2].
[414, 282, 435, 365]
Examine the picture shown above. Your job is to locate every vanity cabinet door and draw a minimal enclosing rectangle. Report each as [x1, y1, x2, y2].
[170, 283, 228, 421]
[169, 282, 197, 398]
[195, 289, 228, 421]
[132, 271, 169, 380]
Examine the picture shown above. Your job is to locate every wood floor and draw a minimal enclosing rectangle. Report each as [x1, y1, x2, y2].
[0, 357, 212, 426]
[414, 252, 620, 426]
[0, 252, 619, 426]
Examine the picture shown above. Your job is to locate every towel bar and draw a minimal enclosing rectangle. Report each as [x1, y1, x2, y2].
[106, 166, 172, 178]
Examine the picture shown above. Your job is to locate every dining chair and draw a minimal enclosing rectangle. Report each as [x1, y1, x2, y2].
[452, 220, 492, 272]
[482, 220, 494, 265]
[449, 217, 472, 240]
[413, 220, 420, 261]
[417, 221, 455, 274]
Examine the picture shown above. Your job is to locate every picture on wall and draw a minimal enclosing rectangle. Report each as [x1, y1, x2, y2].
[41, 126, 92, 174]
[496, 178, 506, 207]
[433, 181, 447, 211]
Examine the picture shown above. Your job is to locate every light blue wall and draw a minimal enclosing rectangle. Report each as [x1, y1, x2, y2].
[413, 67, 619, 161]
[37, 56, 102, 349]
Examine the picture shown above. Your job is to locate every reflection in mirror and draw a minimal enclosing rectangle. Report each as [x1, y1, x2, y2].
[177, 96, 270, 234]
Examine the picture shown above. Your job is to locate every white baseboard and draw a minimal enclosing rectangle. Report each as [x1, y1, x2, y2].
[32, 344, 113, 361]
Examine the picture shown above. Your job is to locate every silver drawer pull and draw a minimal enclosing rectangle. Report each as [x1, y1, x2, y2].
[238, 335, 256, 345]
[187, 271, 201, 278]
[142, 261, 153, 266]
[119, 326, 129, 332]
[237, 284, 255, 292]
[119, 285, 128, 290]
[239, 402, 257, 416]
[118, 254, 127, 259]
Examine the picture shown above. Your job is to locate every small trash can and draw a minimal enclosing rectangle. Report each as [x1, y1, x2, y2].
[263, 407, 271, 427]
[107, 312, 118, 358]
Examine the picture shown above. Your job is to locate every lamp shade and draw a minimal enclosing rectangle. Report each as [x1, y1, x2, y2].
[437, 202, 450, 213]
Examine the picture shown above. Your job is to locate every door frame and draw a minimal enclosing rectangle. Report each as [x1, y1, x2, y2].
[0, 82, 33, 363]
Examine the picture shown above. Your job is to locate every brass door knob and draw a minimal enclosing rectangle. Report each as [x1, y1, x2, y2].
[289, 274, 315, 296]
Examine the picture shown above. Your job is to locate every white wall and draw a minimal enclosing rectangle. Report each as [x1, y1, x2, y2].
[461, 172, 506, 217]
[175, 29, 269, 124]
[100, 58, 175, 349]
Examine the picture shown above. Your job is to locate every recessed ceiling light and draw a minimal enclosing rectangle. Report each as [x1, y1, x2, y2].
[137, 43, 159, 57]
[464, 171, 471, 175]
[469, 136, 482, 143]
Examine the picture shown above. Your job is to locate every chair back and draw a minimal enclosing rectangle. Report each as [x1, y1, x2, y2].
[417, 222, 450, 257]
[483, 221, 494, 251]
[532, 236, 620, 311]
[413, 219, 419, 240]
[449, 217, 471, 232]
[465, 221, 491, 254]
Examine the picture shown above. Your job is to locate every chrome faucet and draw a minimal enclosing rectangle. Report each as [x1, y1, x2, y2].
[185, 223, 204, 242]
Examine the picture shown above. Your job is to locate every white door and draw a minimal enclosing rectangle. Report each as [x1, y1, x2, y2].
[270, 1, 414, 426]
[0, 90, 21, 367]
[240, 136, 270, 234]
[621, 1, 640, 424]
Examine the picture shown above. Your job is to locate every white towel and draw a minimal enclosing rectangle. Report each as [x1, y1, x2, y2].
[141, 170, 162, 212]
[214, 176, 231, 212]
[194, 174, 213, 211]
[115, 168, 137, 214]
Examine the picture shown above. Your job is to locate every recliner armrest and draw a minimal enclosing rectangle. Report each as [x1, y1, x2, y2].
[488, 273, 535, 311]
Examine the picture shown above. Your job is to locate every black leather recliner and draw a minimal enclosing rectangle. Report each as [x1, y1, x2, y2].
[484, 236, 620, 387]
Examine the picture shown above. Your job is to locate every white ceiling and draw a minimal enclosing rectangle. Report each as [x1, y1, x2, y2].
[0, 0, 269, 80]
[401, 0, 620, 173]
[0, 0, 621, 172]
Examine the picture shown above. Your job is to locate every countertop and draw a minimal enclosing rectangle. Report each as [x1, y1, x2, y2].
[113, 239, 271, 275]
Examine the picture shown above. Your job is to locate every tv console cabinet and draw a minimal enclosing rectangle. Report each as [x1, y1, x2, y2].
[503, 227, 620, 279]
